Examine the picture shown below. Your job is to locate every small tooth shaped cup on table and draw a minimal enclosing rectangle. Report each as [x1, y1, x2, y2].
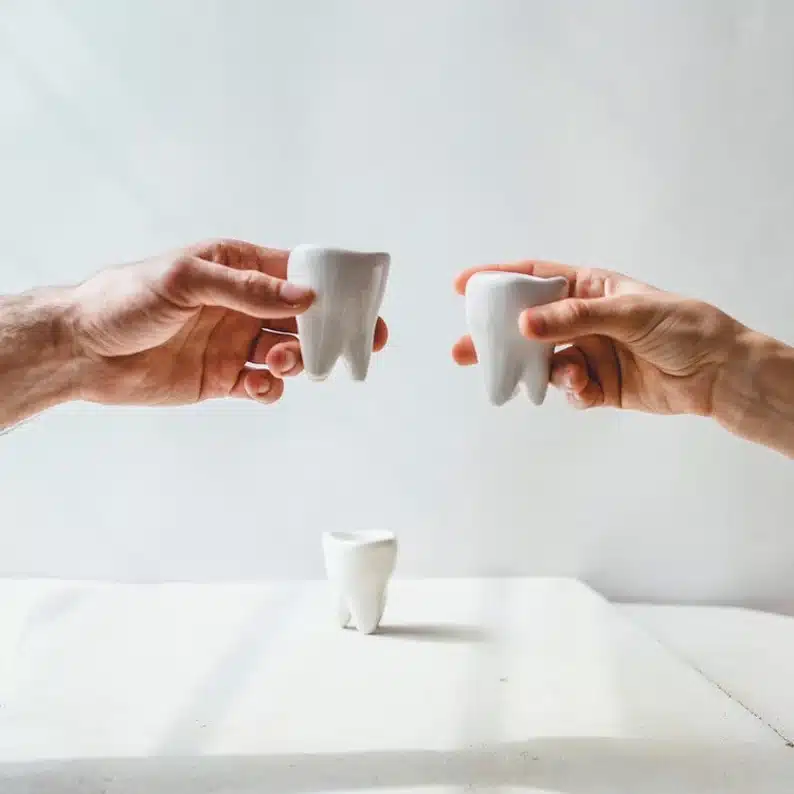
[465, 272, 568, 407]
[287, 245, 390, 381]
[322, 530, 397, 635]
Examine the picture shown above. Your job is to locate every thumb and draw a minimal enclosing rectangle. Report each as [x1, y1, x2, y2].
[519, 295, 653, 344]
[161, 256, 314, 318]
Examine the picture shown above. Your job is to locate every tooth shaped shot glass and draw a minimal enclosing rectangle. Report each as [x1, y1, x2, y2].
[287, 245, 390, 381]
[322, 530, 397, 635]
[465, 272, 568, 407]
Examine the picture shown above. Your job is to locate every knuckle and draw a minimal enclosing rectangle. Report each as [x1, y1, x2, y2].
[239, 270, 280, 303]
[577, 268, 607, 298]
[237, 270, 276, 300]
[564, 298, 591, 325]
[577, 267, 628, 299]
[237, 269, 261, 292]
[616, 294, 646, 318]
[602, 271, 626, 296]
[187, 239, 227, 264]
[160, 255, 199, 300]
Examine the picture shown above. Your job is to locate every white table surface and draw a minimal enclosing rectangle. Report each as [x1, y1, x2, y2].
[0, 577, 792, 793]
[623, 602, 794, 745]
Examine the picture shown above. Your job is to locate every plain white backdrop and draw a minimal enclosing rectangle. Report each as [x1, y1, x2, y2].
[0, 0, 791, 608]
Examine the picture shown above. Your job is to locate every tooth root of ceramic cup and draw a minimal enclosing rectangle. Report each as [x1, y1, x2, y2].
[521, 353, 552, 406]
[344, 327, 376, 382]
[335, 596, 352, 629]
[299, 320, 375, 382]
[299, 315, 344, 382]
[346, 585, 387, 635]
[486, 351, 551, 407]
[524, 379, 549, 406]
[287, 246, 390, 382]
[483, 356, 522, 407]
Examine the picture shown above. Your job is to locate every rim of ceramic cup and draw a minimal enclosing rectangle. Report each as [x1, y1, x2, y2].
[467, 271, 567, 286]
[324, 530, 396, 547]
[291, 243, 390, 261]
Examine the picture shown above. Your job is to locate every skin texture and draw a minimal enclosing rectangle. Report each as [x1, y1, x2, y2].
[452, 259, 794, 457]
[0, 239, 388, 428]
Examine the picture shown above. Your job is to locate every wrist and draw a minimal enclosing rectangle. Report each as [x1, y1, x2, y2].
[47, 287, 85, 405]
[711, 326, 794, 456]
[0, 287, 82, 427]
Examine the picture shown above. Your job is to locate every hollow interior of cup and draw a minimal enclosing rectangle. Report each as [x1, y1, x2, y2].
[326, 530, 395, 546]
[469, 271, 564, 287]
[295, 244, 389, 263]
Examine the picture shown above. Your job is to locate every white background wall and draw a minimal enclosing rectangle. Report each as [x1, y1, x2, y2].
[0, 0, 791, 609]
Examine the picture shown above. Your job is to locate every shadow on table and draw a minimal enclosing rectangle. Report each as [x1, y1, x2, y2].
[2, 739, 792, 793]
[372, 623, 489, 643]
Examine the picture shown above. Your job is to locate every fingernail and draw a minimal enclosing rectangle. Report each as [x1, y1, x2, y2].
[518, 309, 546, 336]
[563, 370, 575, 390]
[279, 281, 313, 305]
[257, 379, 272, 396]
[522, 310, 546, 337]
[280, 349, 297, 373]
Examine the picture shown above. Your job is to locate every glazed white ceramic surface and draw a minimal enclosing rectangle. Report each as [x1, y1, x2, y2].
[287, 245, 390, 381]
[465, 272, 568, 406]
[322, 530, 397, 634]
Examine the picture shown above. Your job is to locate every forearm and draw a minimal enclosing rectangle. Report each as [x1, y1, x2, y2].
[0, 288, 79, 430]
[713, 329, 794, 457]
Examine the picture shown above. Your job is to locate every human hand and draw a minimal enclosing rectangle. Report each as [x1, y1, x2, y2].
[67, 239, 388, 406]
[452, 260, 744, 417]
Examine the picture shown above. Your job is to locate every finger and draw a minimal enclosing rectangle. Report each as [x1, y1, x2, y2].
[373, 316, 389, 352]
[451, 335, 477, 366]
[454, 262, 654, 301]
[519, 295, 657, 345]
[454, 260, 580, 296]
[183, 246, 390, 343]
[188, 239, 290, 279]
[268, 318, 388, 374]
[239, 369, 285, 404]
[263, 316, 388, 356]
[550, 346, 605, 409]
[253, 319, 388, 375]
[556, 336, 621, 409]
[267, 340, 304, 378]
[550, 347, 590, 394]
[263, 314, 387, 341]
[262, 317, 298, 334]
[161, 256, 314, 319]
[248, 330, 303, 374]
[566, 376, 604, 410]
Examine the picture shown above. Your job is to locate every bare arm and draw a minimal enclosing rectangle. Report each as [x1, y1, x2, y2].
[0, 289, 78, 430]
[713, 329, 794, 457]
